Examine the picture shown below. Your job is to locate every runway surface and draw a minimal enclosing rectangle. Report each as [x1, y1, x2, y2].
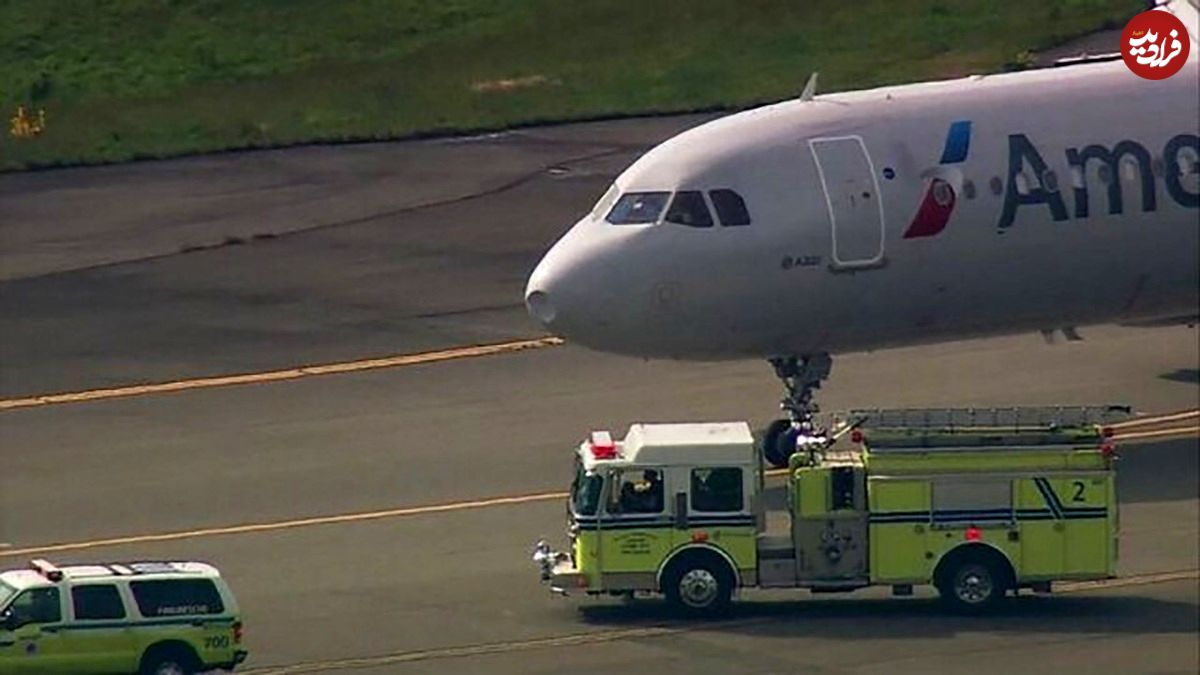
[1, 111, 1197, 674]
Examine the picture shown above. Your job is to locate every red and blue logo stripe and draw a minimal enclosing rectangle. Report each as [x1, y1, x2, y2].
[903, 120, 971, 239]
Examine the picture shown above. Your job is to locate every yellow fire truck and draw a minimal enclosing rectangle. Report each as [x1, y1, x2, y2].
[533, 407, 1123, 614]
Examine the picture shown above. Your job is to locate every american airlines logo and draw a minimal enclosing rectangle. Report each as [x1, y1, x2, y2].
[999, 132, 1199, 229]
[905, 122, 1199, 236]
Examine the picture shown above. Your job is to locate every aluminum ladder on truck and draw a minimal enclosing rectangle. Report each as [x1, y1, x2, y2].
[836, 405, 1132, 451]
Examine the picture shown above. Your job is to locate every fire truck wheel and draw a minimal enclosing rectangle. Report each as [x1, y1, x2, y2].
[762, 419, 796, 469]
[939, 557, 1004, 612]
[663, 554, 733, 616]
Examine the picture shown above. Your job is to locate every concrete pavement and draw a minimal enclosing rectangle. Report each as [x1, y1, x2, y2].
[0, 108, 1196, 674]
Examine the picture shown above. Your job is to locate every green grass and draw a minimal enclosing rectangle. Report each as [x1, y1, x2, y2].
[0, 0, 1141, 171]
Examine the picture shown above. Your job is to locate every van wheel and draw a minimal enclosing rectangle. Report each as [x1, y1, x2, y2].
[663, 556, 733, 617]
[938, 558, 1002, 613]
[140, 645, 198, 675]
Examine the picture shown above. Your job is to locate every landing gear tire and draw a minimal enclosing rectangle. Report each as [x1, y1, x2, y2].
[765, 354, 833, 465]
[762, 419, 797, 469]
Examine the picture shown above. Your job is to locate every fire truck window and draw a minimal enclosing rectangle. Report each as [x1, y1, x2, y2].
[5, 587, 61, 628]
[831, 468, 856, 510]
[665, 191, 714, 228]
[609, 469, 664, 514]
[710, 189, 751, 226]
[691, 467, 743, 512]
[72, 584, 126, 620]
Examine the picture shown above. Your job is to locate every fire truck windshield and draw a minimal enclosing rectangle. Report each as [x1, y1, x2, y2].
[570, 467, 602, 516]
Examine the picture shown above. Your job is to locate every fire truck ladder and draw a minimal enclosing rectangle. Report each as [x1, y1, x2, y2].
[839, 405, 1132, 451]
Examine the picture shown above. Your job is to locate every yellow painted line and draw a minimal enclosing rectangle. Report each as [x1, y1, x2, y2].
[0, 491, 568, 559]
[1114, 425, 1200, 441]
[1110, 409, 1199, 429]
[0, 337, 564, 412]
[239, 569, 1197, 674]
[1056, 569, 1199, 593]
[2, 423, 1193, 559]
[240, 625, 687, 675]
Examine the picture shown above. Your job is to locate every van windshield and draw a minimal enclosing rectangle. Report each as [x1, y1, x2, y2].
[0, 581, 16, 612]
[570, 467, 603, 516]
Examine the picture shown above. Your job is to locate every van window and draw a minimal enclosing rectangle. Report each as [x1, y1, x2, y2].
[691, 467, 743, 512]
[665, 191, 714, 228]
[0, 581, 15, 610]
[709, 189, 751, 226]
[606, 192, 670, 224]
[72, 584, 126, 620]
[130, 579, 224, 617]
[5, 588, 60, 628]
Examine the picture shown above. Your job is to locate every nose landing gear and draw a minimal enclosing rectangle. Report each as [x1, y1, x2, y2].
[762, 354, 833, 468]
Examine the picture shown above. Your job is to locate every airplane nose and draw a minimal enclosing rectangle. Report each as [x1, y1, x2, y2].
[525, 288, 556, 326]
[523, 216, 640, 339]
[524, 252, 562, 329]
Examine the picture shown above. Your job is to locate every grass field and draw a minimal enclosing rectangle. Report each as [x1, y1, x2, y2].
[0, 0, 1141, 171]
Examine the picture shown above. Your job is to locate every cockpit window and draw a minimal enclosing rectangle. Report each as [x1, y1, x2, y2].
[606, 191, 670, 224]
[665, 191, 714, 228]
[709, 189, 751, 226]
[592, 183, 620, 219]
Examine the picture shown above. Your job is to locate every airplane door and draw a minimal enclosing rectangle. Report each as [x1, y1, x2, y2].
[809, 136, 886, 269]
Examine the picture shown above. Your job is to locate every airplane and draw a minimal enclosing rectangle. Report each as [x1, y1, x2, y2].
[524, 0, 1200, 466]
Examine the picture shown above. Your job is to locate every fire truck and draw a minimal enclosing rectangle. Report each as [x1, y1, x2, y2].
[533, 407, 1123, 614]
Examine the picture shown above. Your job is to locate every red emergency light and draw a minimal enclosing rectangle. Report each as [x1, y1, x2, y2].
[850, 429, 865, 444]
[964, 526, 982, 541]
[589, 431, 618, 460]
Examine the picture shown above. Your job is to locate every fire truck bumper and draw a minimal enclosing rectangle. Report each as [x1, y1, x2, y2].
[532, 539, 585, 595]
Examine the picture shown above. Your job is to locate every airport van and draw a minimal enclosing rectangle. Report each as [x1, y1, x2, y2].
[533, 407, 1121, 614]
[0, 559, 246, 675]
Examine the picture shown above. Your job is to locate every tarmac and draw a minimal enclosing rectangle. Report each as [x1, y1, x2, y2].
[1, 53, 1197, 674]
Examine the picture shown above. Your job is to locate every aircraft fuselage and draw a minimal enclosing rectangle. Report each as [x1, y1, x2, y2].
[525, 51, 1199, 361]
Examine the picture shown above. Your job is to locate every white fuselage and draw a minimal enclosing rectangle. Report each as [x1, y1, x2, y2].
[525, 18, 1200, 361]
